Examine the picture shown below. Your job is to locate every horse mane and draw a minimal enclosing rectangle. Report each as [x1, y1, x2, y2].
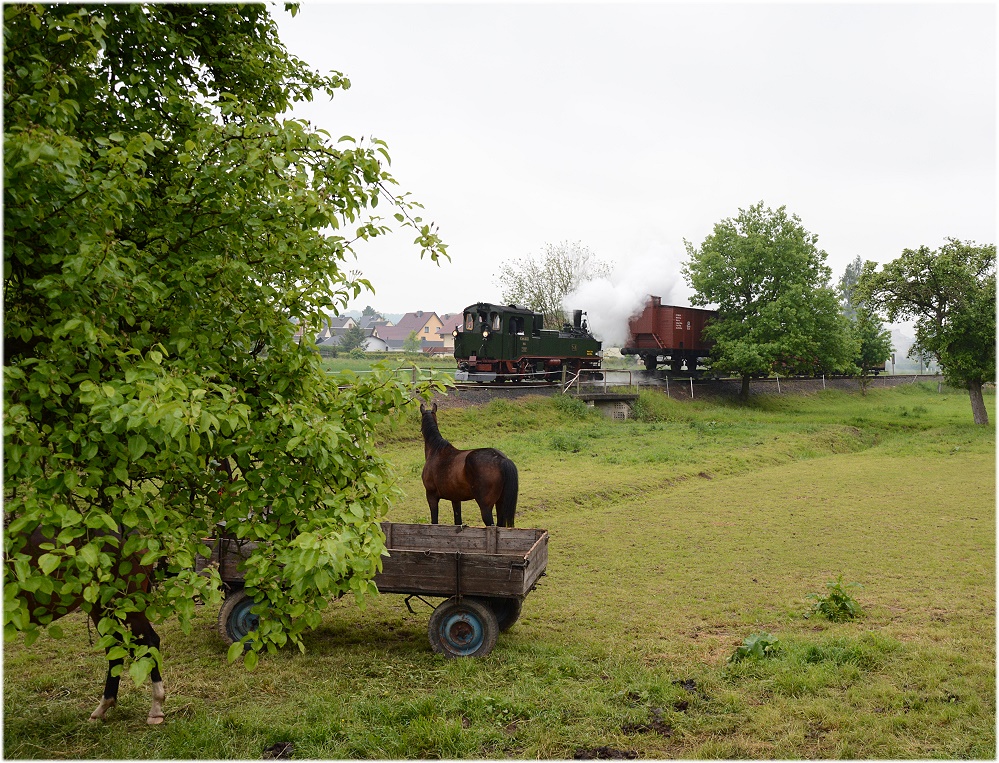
[421, 409, 451, 453]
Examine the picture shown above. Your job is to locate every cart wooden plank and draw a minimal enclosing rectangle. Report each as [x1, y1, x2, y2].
[196, 522, 549, 601]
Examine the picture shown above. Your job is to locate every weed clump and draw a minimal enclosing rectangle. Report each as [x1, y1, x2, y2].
[631, 390, 686, 423]
[728, 633, 781, 663]
[551, 394, 590, 420]
[806, 576, 863, 622]
[550, 432, 583, 453]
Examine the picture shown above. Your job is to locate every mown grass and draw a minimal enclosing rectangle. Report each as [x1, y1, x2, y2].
[3, 383, 994, 758]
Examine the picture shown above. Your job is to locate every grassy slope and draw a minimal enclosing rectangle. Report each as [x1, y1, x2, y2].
[3, 384, 994, 758]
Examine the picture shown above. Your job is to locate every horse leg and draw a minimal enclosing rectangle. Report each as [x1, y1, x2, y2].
[140, 620, 165, 725]
[475, 499, 495, 527]
[451, 501, 462, 525]
[89, 654, 122, 721]
[427, 494, 441, 525]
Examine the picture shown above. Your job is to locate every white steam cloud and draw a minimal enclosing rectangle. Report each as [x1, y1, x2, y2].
[563, 244, 692, 348]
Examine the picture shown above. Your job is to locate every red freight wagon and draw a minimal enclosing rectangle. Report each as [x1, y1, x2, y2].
[622, 296, 717, 374]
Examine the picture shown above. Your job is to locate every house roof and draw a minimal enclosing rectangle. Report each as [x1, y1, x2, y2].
[437, 313, 463, 337]
[376, 311, 441, 342]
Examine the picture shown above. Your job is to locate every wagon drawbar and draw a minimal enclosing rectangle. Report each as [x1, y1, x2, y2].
[197, 522, 549, 658]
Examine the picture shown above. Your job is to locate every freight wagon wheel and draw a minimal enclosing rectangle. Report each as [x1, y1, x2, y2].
[644, 355, 658, 372]
[428, 597, 499, 658]
[218, 588, 261, 646]
[484, 596, 523, 632]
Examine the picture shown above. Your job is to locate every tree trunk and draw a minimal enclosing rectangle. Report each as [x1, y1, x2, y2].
[740, 374, 751, 401]
[968, 381, 989, 426]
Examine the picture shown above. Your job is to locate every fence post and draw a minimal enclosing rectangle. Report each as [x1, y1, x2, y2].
[689, 377, 694, 399]
[776, 373, 781, 393]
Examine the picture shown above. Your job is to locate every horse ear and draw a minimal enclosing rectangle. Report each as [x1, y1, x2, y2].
[420, 402, 427, 414]
[432, 402, 437, 413]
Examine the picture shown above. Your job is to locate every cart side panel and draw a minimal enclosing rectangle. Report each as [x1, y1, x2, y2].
[375, 548, 544, 599]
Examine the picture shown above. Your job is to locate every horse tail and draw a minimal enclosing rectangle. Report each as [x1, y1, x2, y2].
[498, 458, 519, 527]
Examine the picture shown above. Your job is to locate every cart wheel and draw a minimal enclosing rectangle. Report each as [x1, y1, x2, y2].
[428, 597, 498, 658]
[217, 588, 260, 646]
[485, 597, 523, 632]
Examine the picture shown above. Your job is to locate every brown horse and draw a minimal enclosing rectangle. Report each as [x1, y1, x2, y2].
[420, 401, 518, 527]
[11, 526, 166, 724]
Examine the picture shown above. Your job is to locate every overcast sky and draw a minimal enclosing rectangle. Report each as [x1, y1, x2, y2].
[274, 2, 996, 338]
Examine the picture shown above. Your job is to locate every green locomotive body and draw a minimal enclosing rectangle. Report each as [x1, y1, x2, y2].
[453, 303, 602, 382]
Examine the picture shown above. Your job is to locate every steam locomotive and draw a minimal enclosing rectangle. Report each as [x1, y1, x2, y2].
[452, 302, 601, 382]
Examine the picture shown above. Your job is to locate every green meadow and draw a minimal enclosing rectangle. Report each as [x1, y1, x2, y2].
[3, 383, 994, 759]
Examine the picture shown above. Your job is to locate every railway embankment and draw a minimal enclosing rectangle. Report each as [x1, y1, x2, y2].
[433, 374, 946, 409]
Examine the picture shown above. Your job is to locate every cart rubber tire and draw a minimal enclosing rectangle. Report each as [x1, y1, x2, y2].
[428, 597, 499, 658]
[485, 596, 523, 632]
[217, 588, 260, 646]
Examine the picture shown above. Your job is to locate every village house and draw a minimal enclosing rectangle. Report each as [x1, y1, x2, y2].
[376, 310, 446, 353]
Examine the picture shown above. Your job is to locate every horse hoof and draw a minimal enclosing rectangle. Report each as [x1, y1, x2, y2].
[147, 714, 165, 725]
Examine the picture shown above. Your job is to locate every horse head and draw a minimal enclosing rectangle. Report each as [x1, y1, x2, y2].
[419, 401, 438, 418]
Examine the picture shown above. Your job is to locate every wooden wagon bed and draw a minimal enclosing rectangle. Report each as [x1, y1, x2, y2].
[375, 522, 548, 599]
[197, 521, 549, 658]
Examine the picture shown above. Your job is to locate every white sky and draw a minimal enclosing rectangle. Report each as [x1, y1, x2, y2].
[274, 2, 996, 334]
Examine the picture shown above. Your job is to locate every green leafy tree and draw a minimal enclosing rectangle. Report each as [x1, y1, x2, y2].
[859, 239, 995, 424]
[361, 305, 381, 319]
[838, 257, 892, 394]
[338, 323, 367, 353]
[682, 202, 856, 400]
[403, 330, 423, 354]
[4, 4, 447, 674]
[838, 255, 865, 320]
[850, 306, 893, 394]
[496, 240, 611, 329]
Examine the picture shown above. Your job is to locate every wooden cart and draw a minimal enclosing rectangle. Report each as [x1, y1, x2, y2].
[197, 522, 549, 658]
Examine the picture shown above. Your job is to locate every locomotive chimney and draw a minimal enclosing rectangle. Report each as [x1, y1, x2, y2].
[573, 309, 582, 329]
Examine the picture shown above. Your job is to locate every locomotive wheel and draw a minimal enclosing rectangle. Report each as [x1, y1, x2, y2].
[428, 597, 499, 658]
[644, 355, 658, 372]
[484, 596, 523, 632]
[218, 588, 261, 646]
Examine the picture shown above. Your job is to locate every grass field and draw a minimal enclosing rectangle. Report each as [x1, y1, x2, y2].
[3, 383, 994, 759]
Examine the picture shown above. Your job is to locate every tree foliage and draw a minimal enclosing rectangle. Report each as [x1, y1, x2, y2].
[837, 256, 892, 393]
[837, 255, 865, 321]
[337, 324, 367, 353]
[4, 4, 446, 672]
[403, 330, 423, 354]
[859, 238, 996, 424]
[496, 241, 610, 329]
[682, 202, 856, 399]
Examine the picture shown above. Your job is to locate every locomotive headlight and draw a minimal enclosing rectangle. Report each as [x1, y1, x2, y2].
[482, 330, 490, 339]
[452, 329, 459, 338]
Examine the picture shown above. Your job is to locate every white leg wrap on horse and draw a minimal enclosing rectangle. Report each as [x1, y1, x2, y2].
[89, 697, 116, 721]
[147, 681, 166, 724]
